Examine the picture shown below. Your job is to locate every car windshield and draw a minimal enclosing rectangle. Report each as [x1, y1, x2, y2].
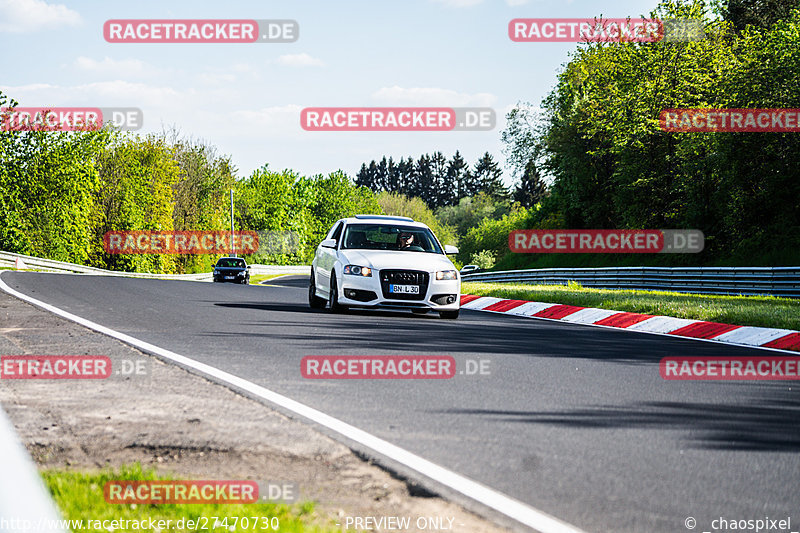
[216, 258, 245, 268]
[341, 224, 443, 254]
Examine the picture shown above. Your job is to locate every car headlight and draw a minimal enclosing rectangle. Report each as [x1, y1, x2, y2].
[213, 270, 219, 275]
[436, 270, 457, 280]
[343, 265, 372, 277]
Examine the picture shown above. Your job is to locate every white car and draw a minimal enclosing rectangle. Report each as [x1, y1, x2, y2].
[309, 215, 461, 319]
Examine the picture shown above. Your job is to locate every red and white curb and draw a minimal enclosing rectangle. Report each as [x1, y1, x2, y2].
[460, 295, 800, 353]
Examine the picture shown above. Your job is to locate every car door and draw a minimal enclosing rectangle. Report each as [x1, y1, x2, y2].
[316, 221, 343, 295]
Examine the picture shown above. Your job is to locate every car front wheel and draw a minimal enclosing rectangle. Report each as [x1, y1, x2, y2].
[309, 273, 326, 309]
[328, 273, 346, 313]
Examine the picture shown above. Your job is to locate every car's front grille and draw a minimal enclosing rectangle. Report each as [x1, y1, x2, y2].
[379, 269, 429, 300]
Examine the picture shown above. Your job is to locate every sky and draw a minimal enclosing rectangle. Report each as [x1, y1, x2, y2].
[0, 0, 663, 185]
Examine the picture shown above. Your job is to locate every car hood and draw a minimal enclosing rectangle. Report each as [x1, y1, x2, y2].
[340, 250, 456, 273]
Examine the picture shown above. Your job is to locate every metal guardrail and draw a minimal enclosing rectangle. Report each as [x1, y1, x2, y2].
[461, 266, 800, 298]
[0, 251, 309, 279]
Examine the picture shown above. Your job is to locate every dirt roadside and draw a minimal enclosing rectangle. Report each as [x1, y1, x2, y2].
[0, 287, 510, 533]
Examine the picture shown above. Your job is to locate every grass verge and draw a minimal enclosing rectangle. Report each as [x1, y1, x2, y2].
[462, 281, 800, 331]
[249, 273, 296, 285]
[43, 464, 337, 533]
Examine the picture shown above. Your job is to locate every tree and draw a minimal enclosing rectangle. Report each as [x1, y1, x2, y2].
[472, 152, 508, 200]
[501, 102, 546, 182]
[716, 0, 800, 30]
[447, 150, 469, 201]
[95, 134, 181, 273]
[430, 151, 452, 208]
[355, 162, 376, 190]
[435, 192, 512, 237]
[413, 154, 434, 208]
[397, 157, 415, 196]
[514, 158, 547, 207]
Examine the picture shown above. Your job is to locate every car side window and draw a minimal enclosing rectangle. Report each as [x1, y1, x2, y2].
[331, 222, 344, 243]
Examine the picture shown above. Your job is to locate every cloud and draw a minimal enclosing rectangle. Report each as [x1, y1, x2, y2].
[0, 80, 182, 107]
[229, 104, 303, 128]
[197, 72, 238, 85]
[372, 86, 496, 107]
[209, 104, 306, 140]
[73, 56, 149, 78]
[430, 0, 484, 7]
[275, 53, 324, 67]
[0, 0, 81, 33]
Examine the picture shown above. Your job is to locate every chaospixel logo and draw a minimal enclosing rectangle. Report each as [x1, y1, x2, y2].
[103, 19, 298, 43]
[103, 230, 259, 255]
[301, 356, 456, 379]
[0, 107, 143, 131]
[300, 107, 495, 131]
[660, 108, 800, 132]
[509, 229, 703, 253]
[660, 356, 800, 380]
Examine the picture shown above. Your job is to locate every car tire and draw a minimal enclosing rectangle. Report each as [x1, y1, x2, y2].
[309, 273, 326, 309]
[328, 273, 346, 313]
[439, 310, 459, 319]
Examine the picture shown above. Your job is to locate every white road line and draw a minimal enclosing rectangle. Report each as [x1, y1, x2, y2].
[0, 275, 586, 533]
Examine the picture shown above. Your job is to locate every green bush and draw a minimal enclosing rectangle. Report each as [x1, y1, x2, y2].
[456, 206, 531, 267]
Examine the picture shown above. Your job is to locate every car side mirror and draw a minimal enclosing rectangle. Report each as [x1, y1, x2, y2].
[246, 265, 251, 269]
[321, 238, 337, 249]
[444, 245, 459, 255]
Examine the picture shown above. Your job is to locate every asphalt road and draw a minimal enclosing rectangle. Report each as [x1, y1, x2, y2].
[3, 271, 799, 533]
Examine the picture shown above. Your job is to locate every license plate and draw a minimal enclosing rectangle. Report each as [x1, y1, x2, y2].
[390, 284, 419, 294]
[225, 276, 235, 280]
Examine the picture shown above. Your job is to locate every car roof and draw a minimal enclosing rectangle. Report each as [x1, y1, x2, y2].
[340, 214, 429, 229]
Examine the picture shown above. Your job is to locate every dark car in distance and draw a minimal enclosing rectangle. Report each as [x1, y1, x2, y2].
[213, 257, 250, 284]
